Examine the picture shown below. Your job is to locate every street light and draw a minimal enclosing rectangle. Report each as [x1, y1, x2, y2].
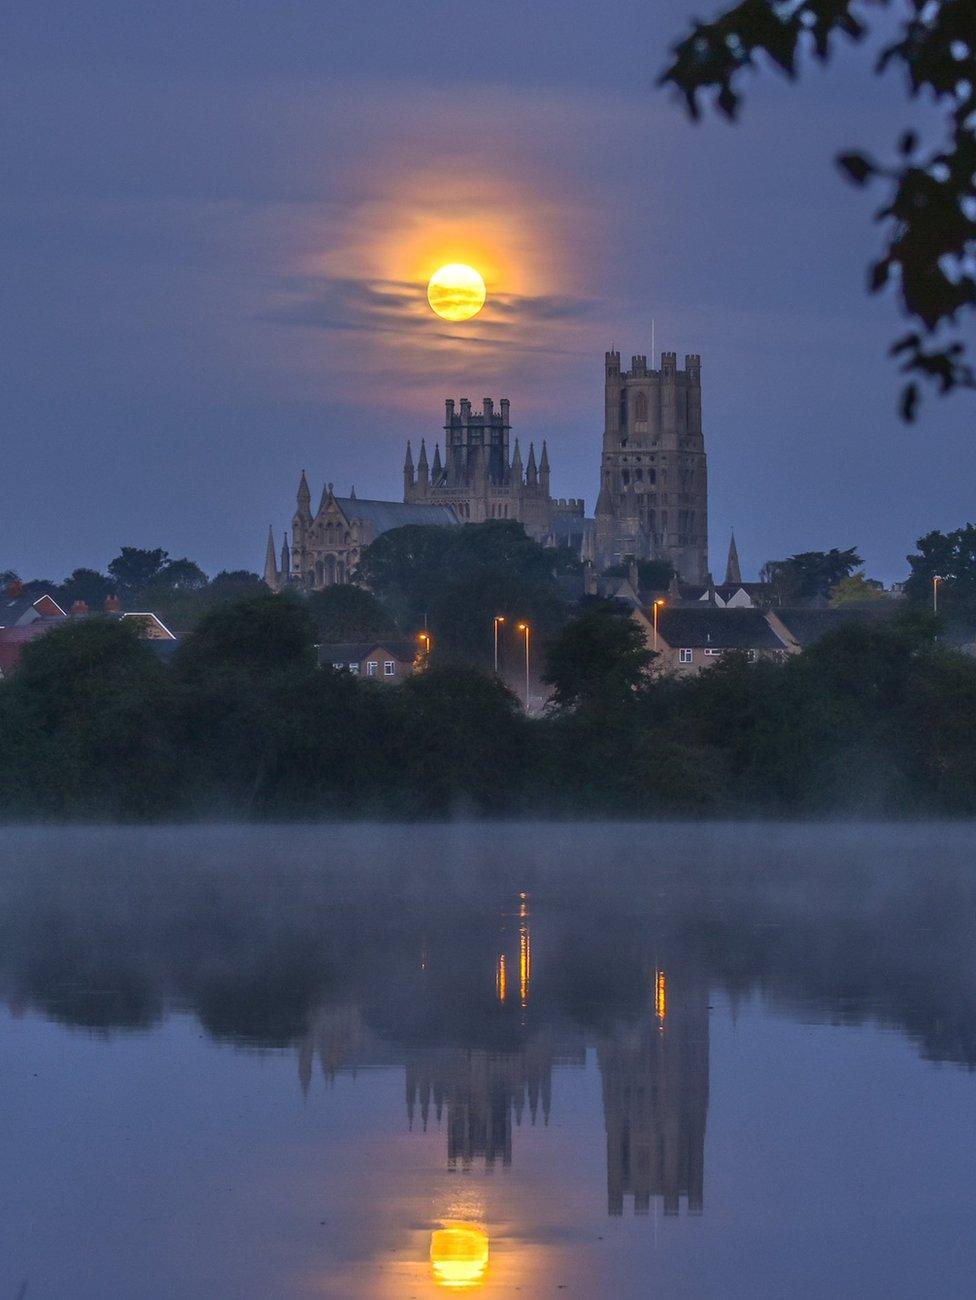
[933, 574, 944, 614]
[493, 615, 505, 673]
[516, 622, 530, 709]
[417, 630, 431, 667]
[652, 598, 666, 653]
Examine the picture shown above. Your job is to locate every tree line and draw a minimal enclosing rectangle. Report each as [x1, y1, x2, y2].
[1, 580, 975, 821]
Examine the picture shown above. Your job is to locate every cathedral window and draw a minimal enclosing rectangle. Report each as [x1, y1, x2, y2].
[636, 393, 648, 421]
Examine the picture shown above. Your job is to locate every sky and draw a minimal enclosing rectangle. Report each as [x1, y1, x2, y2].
[2, 0, 972, 584]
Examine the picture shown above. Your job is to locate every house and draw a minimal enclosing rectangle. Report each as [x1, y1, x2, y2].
[768, 604, 897, 651]
[0, 588, 67, 628]
[319, 639, 419, 681]
[0, 590, 177, 677]
[635, 606, 793, 676]
[0, 586, 68, 677]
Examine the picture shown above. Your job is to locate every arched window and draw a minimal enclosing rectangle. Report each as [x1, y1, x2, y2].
[636, 392, 648, 421]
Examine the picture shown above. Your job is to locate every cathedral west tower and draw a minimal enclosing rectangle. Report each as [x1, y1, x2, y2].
[595, 350, 708, 583]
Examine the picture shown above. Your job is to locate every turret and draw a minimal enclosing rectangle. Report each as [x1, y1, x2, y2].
[264, 525, 279, 590]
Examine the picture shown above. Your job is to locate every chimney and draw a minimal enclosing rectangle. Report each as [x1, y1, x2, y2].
[70, 600, 89, 617]
[104, 594, 122, 613]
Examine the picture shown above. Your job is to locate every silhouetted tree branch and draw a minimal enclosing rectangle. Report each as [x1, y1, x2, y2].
[660, 0, 976, 419]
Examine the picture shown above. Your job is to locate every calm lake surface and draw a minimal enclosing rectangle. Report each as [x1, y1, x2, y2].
[1, 823, 975, 1299]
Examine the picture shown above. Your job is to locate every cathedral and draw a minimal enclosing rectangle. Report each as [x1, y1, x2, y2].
[265, 348, 710, 590]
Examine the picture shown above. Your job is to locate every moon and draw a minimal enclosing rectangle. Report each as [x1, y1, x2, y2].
[426, 263, 487, 321]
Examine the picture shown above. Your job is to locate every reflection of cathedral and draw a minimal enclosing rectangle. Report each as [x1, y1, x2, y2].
[598, 972, 709, 1216]
[292, 914, 709, 1218]
[405, 1037, 585, 1169]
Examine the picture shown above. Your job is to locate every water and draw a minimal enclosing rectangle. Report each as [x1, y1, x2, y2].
[1, 824, 974, 1299]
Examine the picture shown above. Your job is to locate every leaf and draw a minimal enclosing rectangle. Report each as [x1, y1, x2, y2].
[900, 382, 919, 422]
[837, 152, 875, 185]
[869, 259, 891, 292]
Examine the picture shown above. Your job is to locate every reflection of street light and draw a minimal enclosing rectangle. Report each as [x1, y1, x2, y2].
[493, 615, 505, 673]
[653, 598, 666, 653]
[933, 574, 944, 614]
[430, 1222, 490, 1290]
[516, 622, 530, 708]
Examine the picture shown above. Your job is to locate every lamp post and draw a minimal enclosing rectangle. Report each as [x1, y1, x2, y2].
[417, 630, 431, 667]
[933, 574, 944, 615]
[653, 598, 666, 652]
[516, 622, 530, 709]
[493, 615, 505, 673]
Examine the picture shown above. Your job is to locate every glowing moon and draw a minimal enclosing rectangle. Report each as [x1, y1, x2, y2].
[426, 263, 487, 321]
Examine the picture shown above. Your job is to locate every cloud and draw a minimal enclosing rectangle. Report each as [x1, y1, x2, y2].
[262, 275, 600, 361]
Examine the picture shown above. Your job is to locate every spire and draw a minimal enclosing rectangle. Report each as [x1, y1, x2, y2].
[511, 437, 523, 482]
[280, 532, 290, 581]
[403, 440, 414, 499]
[349, 484, 356, 499]
[725, 530, 742, 586]
[318, 481, 335, 514]
[431, 442, 442, 482]
[526, 442, 538, 486]
[263, 525, 278, 589]
[417, 438, 429, 490]
[539, 439, 550, 492]
[296, 470, 312, 522]
[403, 440, 414, 473]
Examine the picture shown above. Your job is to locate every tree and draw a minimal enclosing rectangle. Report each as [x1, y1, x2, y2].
[108, 547, 169, 592]
[828, 572, 888, 606]
[155, 557, 208, 591]
[543, 602, 655, 710]
[761, 548, 862, 604]
[0, 618, 177, 817]
[661, 1, 976, 418]
[358, 521, 568, 666]
[306, 584, 397, 644]
[905, 523, 976, 624]
[602, 558, 675, 591]
[61, 567, 116, 608]
[209, 570, 267, 599]
[175, 592, 316, 680]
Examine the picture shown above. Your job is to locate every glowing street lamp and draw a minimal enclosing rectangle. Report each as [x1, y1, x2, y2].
[653, 598, 666, 652]
[933, 574, 944, 614]
[493, 615, 505, 673]
[417, 630, 432, 667]
[516, 622, 530, 708]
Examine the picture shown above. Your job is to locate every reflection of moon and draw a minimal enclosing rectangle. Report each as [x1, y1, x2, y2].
[426, 264, 487, 321]
[429, 1222, 490, 1289]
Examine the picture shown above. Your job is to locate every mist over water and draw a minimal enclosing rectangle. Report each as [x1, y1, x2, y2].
[1, 823, 974, 1298]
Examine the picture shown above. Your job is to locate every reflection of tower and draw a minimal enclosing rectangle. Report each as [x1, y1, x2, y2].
[598, 971, 709, 1216]
[404, 1034, 583, 1169]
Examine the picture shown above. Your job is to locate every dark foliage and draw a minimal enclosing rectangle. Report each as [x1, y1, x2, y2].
[357, 520, 569, 668]
[660, 0, 976, 417]
[1, 591, 976, 820]
[761, 547, 863, 603]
